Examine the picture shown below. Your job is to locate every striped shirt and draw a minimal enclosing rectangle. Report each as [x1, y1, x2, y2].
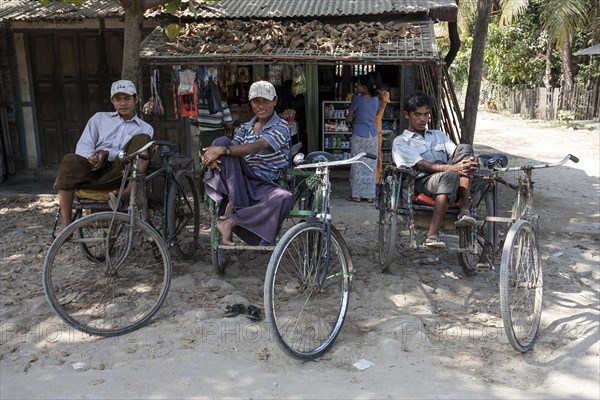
[197, 101, 233, 133]
[232, 112, 290, 181]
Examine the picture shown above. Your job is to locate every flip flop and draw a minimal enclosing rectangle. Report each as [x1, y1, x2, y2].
[46, 230, 60, 246]
[223, 303, 246, 317]
[348, 197, 362, 202]
[108, 192, 123, 211]
[46, 229, 72, 246]
[246, 304, 263, 321]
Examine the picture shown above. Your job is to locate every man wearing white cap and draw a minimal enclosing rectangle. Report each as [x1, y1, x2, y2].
[49, 79, 154, 244]
[202, 80, 294, 246]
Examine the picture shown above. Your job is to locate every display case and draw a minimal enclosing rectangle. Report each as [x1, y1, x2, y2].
[322, 101, 352, 161]
[322, 100, 401, 163]
[380, 102, 401, 164]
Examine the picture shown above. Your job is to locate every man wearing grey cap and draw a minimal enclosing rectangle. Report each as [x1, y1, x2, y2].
[202, 80, 294, 246]
[49, 79, 154, 244]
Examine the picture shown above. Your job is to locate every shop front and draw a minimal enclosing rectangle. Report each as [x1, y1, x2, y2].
[139, 18, 462, 167]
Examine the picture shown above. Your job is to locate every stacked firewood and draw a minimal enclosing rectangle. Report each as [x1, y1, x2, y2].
[159, 19, 419, 54]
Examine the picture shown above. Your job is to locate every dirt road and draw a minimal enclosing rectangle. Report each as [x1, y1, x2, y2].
[1, 111, 598, 399]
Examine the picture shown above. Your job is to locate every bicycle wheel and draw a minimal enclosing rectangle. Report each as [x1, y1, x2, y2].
[168, 170, 200, 259]
[499, 219, 542, 352]
[378, 173, 397, 272]
[458, 188, 495, 275]
[43, 212, 172, 336]
[264, 221, 352, 360]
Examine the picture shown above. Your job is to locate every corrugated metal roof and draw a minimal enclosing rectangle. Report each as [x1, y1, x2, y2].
[146, 0, 457, 21]
[0, 0, 123, 22]
[140, 19, 440, 65]
[1, 0, 457, 23]
[573, 43, 600, 56]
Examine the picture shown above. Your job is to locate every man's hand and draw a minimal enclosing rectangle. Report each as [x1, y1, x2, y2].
[201, 146, 226, 171]
[454, 156, 478, 177]
[88, 149, 108, 171]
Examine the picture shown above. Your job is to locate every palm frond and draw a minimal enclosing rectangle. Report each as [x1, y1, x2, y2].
[540, 0, 589, 45]
[499, 0, 530, 26]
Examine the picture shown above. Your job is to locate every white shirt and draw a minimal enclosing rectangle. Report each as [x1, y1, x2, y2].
[392, 129, 457, 177]
[75, 111, 154, 161]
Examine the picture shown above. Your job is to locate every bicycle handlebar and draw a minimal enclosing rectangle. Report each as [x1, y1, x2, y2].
[493, 154, 579, 173]
[295, 151, 375, 171]
[118, 140, 177, 163]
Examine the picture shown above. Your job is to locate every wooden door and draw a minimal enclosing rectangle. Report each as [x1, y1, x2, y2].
[30, 31, 187, 167]
[29, 31, 122, 167]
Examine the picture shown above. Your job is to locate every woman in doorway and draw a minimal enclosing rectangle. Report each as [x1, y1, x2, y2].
[345, 73, 379, 203]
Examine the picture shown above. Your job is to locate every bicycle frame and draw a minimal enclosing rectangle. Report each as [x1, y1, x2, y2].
[295, 152, 373, 286]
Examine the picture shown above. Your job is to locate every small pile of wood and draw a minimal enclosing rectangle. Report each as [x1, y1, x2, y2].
[159, 19, 419, 55]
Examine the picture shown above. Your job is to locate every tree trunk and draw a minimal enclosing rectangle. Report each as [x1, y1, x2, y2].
[462, 0, 492, 145]
[117, 0, 164, 81]
[543, 40, 554, 89]
[121, 10, 143, 81]
[560, 36, 575, 91]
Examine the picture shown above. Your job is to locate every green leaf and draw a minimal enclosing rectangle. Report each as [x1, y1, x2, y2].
[164, 0, 182, 13]
[164, 24, 181, 41]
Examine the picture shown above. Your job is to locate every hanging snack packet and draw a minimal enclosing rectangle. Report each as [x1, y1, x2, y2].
[292, 65, 307, 96]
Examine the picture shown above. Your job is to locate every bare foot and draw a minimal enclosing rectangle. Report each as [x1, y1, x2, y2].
[218, 202, 233, 221]
[217, 218, 236, 245]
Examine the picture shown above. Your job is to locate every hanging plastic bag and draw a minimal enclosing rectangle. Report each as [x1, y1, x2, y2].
[268, 65, 283, 86]
[292, 65, 307, 96]
[178, 69, 196, 95]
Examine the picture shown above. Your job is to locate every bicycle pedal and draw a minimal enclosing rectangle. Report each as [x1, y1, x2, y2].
[476, 263, 492, 273]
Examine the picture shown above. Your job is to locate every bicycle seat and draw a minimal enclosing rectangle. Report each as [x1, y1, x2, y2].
[478, 153, 508, 170]
[413, 193, 462, 208]
[158, 143, 178, 157]
[302, 151, 335, 164]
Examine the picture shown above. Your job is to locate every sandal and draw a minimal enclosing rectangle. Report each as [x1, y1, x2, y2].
[46, 229, 72, 246]
[366, 198, 374, 203]
[46, 230, 60, 246]
[246, 304, 263, 321]
[455, 213, 477, 228]
[223, 303, 246, 317]
[108, 192, 123, 212]
[424, 236, 446, 249]
[349, 197, 362, 202]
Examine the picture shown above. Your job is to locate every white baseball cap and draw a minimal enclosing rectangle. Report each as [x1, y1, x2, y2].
[248, 80, 277, 101]
[111, 80, 137, 97]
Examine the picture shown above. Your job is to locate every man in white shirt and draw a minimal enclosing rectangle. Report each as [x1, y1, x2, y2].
[392, 91, 478, 249]
[50, 80, 154, 243]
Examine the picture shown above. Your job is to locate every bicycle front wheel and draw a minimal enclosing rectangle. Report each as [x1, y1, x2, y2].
[499, 219, 542, 352]
[264, 221, 352, 360]
[43, 212, 172, 336]
[168, 170, 200, 259]
[378, 173, 397, 272]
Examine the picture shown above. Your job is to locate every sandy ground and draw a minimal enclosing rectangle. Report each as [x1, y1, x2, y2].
[0, 111, 598, 399]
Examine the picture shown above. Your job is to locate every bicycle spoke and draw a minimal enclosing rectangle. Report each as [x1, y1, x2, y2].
[265, 222, 350, 359]
[500, 220, 542, 352]
[44, 213, 171, 336]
